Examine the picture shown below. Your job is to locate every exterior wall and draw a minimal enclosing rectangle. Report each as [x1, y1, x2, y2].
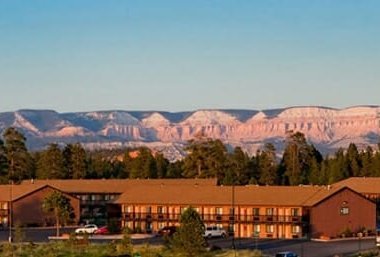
[121, 203, 306, 239]
[310, 189, 376, 239]
[75, 193, 120, 224]
[12, 187, 80, 226]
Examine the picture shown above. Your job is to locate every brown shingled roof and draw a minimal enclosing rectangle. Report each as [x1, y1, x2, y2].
[115, 184, 342, 207]
[333, 177, 380, 194]
[20, 178, 217, 193]
[0, 184, 50, 201]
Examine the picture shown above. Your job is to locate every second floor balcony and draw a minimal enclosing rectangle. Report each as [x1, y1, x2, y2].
[122, 212, 308, 224]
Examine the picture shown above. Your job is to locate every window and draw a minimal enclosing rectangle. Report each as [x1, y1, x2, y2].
[253, 208, 260, 216]
[158, 222, 166, 229]
[216, 207, 223, 215]
[146, 206, 152, 214]
[265, 224, 274, 233]
[291, 208, 299, 216]
[124, 205, 132, 213]
[340, 207, 349, 215]
[292, 225, 300, 233]
[0, 202, 8, 210]
[254, 224, 261, 233]
[157, 206, 164, 214]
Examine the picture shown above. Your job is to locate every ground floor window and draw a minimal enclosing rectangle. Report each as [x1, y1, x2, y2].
[266, 224, 274, 233]
[292, 225, 300, 233]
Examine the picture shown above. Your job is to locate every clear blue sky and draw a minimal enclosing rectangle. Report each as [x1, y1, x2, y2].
[1, 0, 379, 112]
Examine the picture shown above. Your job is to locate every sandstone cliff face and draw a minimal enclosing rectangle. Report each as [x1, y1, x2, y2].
[0, 106, 379, 160]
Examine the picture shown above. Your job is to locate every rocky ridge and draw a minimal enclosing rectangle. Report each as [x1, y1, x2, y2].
[0, 106, 379, 161]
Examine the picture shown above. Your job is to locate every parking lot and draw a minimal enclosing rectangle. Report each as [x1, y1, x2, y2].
[0, 227, 377, 257]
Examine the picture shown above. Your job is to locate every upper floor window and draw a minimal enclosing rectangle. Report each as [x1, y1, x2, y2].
[0, 202, 8, 210]
[157, 206, 166, 214]
[216, 207, 223, 215]
[340, 207, 349, 215]
[266, 208, 274, 216]
[253, 208, 260, 216]
[291, 208, 299, 216]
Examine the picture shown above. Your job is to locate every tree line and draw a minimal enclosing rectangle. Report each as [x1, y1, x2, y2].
[1, 127, 380, 185]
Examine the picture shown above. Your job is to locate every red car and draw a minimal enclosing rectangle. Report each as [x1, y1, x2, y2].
[94, 226, 109, 235]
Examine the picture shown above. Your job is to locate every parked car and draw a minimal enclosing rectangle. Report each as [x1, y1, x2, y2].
[75, 224, 98, 234]
[203, 226, 227, 238]
[94, 226, 109, 235]
[275, 251, 298, 257]
[157, 226, 177, 237]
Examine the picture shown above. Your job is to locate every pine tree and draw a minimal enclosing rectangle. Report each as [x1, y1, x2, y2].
[257, 143, 278, 185]
[171, 206, 206, 257]
[281, 131, 314, 185]
[228, 146, 250, 185]
[63, 143, 87, 179]
[182, 138, 227, 180]
[3, 127, 32, 182]
[36, 143, 65, 179]
[0, 139, 8, 184]
[155, 153, 169, 178]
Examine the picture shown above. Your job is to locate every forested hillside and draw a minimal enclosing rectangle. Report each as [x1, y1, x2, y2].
[1, 127, 379, 185]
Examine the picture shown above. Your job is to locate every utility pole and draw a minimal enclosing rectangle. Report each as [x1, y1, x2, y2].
[8, 155, 14, 243]
[231, 180, 236, 257]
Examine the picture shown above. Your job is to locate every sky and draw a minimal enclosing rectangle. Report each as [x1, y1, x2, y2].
[0, 0, 379, 113]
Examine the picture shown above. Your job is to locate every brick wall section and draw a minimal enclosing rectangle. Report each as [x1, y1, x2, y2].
[12, 187, 80, 226]
[310, 188, 376, 239]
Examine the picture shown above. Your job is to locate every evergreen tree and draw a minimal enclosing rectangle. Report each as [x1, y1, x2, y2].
[257, 143, 278, 185]
[3, 127, 32, 182]
[126, 147, 157, 178]
[166, 161, 184, 178]
[327, 149, 349, 184]
[63, 143, 87, 179]
[281, 131, 314, 185]
[182, 138, 228, 180]
[155, 152, 169, 178]
[87, 152, 114, 178]
[36, 143, 65, 179]
[171, 206, 206, 257]
[227, 146, 250, 185]
[0, 139, 8, 184]
[346, 143, 361, 177]
[42, 191, 74, 237]
[359, 146, 373, 177]
[371, 150, 380, 177]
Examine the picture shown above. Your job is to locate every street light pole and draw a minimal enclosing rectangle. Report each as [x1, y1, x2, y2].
[231, 181, 236, 252]
[8, 180, 12, 243]
[8, 154, 14, 243]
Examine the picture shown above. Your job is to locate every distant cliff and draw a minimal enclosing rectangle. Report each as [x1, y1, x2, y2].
[0, 106, 379, 161]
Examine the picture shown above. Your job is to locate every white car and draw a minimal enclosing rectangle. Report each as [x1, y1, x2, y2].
[275, 252, 299, 257]
[75, 224, 98, 234]
[203, 226, 227, 238]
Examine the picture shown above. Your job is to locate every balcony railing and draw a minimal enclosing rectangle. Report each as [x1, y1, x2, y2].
[122, 212, 306, 224]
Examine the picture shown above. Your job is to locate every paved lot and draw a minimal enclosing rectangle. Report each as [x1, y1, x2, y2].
[0, 228, 377, 257]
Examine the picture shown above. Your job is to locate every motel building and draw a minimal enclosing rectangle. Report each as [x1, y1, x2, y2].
[116, 183, 376, 239]
[0, 178, 376, 240]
